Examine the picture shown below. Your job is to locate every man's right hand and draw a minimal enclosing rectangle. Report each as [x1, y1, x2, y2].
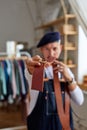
[25, 55, 42, 74]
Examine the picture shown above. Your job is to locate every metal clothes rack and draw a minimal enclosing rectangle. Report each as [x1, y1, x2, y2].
[0, 51, 31, 61]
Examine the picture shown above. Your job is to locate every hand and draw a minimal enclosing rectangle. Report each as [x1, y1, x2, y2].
[53, 60, 72, 81]
[25, 55, 42, 74]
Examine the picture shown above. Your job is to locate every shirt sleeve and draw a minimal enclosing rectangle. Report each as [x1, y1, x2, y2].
[70, 85, 84, 106]
[25, 66, 84, 106]
[24, 67, 32, 90]
[24, 67, 39, 115]
[67, 68, 84, 105]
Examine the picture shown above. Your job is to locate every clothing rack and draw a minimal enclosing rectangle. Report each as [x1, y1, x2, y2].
[0, 51, 31, 101]
[0, 51, 30, 126]
[0, 51, 31, 61]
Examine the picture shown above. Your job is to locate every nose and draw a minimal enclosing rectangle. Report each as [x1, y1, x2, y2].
[49, 50, 54, 57]
[47, 50, 55, 62]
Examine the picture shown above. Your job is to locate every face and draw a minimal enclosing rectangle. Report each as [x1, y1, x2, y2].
[40, 42, 62, 62]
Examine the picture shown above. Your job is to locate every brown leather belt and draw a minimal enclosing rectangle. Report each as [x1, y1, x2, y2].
[32, 64, 44, 92]
[31, 63, 71, 130]
[52, 64, 71, 130]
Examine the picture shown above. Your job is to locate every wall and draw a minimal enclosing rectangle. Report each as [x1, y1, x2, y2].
[68, 0, 87, 36]
[0, 0, 36, 52]
[0, 0, 69, 52]
[78, 26, 87, 83]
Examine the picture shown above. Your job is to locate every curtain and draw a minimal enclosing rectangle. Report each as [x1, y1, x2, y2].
[68, 0, 87, 36]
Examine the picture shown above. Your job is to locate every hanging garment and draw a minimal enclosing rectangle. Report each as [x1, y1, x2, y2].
[18, 60, 28, 96]
[0, 59, 29, 105]
[2, 60, 13, 97]
[0, 62, 7, 98]
[18, 60, 26, 95]
[10, 60, 17, 99]
[13, 60, 21, 96]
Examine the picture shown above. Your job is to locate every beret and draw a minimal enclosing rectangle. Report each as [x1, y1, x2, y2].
[37, 32, 61, 48]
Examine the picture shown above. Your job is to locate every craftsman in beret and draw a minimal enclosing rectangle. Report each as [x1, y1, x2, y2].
[25, 32, 84, 130]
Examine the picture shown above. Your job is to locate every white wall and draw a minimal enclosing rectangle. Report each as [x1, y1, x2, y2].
[0, 0, 64, 52]
[0, 0, 36, 51]
[78, 26, 87, 83]
[69, 0, 87, 36]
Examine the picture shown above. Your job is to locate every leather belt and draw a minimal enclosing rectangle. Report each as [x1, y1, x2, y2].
[31, 63, 71, 130]
[32, 64, 44, 92]
[52, 64, 71, 130]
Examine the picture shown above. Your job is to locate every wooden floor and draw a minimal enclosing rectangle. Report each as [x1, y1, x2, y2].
[0, 126, 27, 130]
[0, 103, 27, 130]
[71, 91, 87, 130]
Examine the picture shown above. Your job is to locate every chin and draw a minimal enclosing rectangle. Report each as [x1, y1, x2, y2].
[47, 58, 56, 62]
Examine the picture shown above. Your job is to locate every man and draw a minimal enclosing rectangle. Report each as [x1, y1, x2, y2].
[25, 32, 84, 130]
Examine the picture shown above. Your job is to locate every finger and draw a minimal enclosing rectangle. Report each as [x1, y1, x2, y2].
[53, 65, 64, 73]
[25, 58, 41, 66]
[26, 65, 34, 74]
[59, 68, 64, 72]
[32, 55, 42, 61]
[53, 60, 65, 67]
[27, 61, 41, 66]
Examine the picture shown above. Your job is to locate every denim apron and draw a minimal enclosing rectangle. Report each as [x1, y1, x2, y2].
[27, 79, 74, 130]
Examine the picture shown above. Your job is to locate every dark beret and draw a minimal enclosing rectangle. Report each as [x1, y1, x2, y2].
[37, 32, 61, 48]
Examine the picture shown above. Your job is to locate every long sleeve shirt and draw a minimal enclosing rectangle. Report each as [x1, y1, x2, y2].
[25, 66, 84, 115]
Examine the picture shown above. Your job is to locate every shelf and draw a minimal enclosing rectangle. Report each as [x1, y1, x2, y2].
[59, 24, 77, 35]
[79, 84, 87, 91]
[67, 64, 76, 68]
[61, 31, 77, 35]
[64, 47, 76, 50]
[65, 14, 76, 19]
[35, 14, 76, 30]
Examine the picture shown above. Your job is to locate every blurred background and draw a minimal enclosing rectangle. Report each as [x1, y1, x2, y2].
[0, 0, 87, 130]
